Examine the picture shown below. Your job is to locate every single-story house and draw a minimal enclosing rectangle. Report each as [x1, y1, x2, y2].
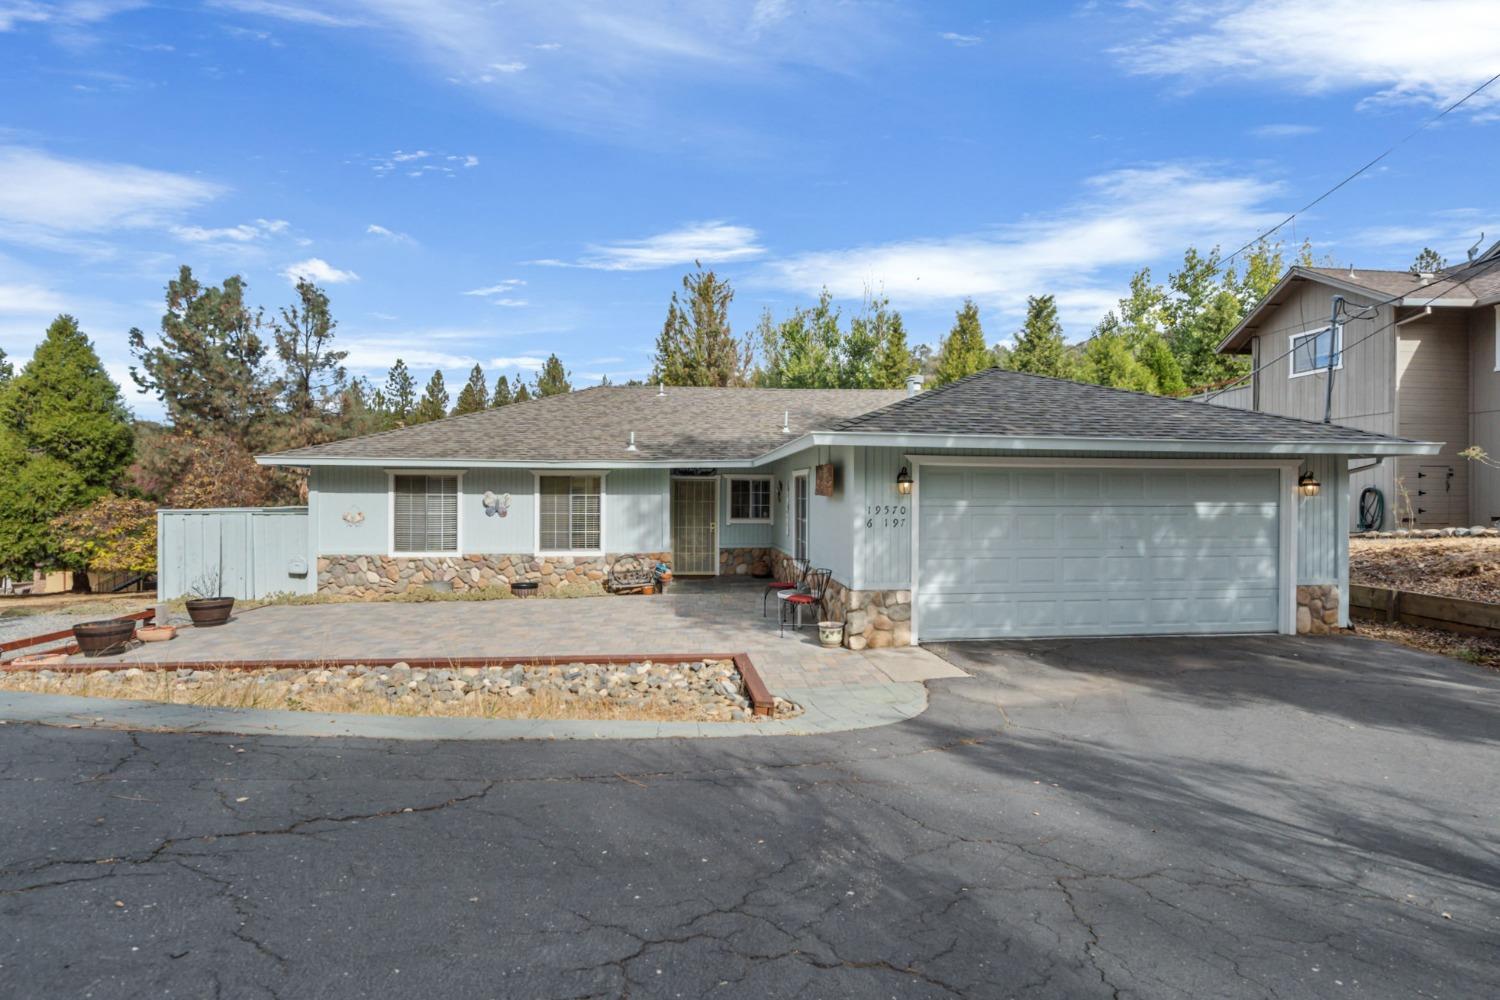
[250, 369, 1435, 647]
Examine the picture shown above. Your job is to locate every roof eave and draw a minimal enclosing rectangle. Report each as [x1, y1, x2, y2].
[255, 455, 772, 470]
[793, 430, 1439, 458]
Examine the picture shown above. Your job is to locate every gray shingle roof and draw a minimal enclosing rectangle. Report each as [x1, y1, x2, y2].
[1304, 258, 1500, 302]
[262, 385, 907, 464]
[831, 368, 1415, 445]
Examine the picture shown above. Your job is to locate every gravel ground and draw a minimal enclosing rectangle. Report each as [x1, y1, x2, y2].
[1352, 618, 1500, 672]
[1350, 536, 1500, 603]
[0, 598, 156, 653]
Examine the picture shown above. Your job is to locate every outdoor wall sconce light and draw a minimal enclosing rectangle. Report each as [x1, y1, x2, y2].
[1298, 471, 1321, 498]
[896, 465, 914, 495]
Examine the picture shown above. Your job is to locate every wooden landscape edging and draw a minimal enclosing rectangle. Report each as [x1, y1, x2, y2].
[1349, 583, 1500, 639]
[0, 648, 777, 717]
[0, 609, 156, 655]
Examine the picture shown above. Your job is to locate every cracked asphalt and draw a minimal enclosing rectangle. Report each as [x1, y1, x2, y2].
[2, 634, 1497, 999]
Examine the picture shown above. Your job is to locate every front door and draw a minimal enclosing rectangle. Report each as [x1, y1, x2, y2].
[671, 478, 718, 575]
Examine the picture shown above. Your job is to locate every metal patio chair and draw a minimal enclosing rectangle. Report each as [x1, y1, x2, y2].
[780, 567, 831, 638]
[762, 558, 808, 616]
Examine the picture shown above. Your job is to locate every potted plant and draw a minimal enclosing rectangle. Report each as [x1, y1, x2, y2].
[73, 618, 138, 656]
[136, 624, 177, 642]
[818, 621, 844, 648]
[655, 562, 672, 594]
[185, 567, 234, 627]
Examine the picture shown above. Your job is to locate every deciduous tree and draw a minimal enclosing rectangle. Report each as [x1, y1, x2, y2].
[51, 495, 157, 574]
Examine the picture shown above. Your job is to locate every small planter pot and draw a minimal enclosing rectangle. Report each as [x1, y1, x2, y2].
[136, 624, 177, 643]
[8, 651, 70, 667]
[73, 619, 137, 657]
[510, 580, 540, 599]
[641, 585, 656, 596]
[818, 621, 845, 648]
[185, 597, 235, 627]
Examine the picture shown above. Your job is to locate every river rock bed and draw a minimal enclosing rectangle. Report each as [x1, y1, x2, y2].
[2, 659, 801, 722]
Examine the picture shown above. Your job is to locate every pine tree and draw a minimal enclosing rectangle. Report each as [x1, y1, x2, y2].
[0, 315, 134, 575]
[383, 359, 416, 423]
[412, 370, 449, 424]
[128, 266, 278, 448]
[650, 265, 752, 386]
[933, 299, 991, 385]
[1007, 295, 1073, 379]
[452, 363, 489, 415]
[533, 354, 572, 397]
[1410, 247, 1447, 275]
[0, 346, 11, 385]
[512, 378, 533, 404]
[270, 278, 347, 447]
[870, 300, 918, 388]
[491, 373, 513, 407]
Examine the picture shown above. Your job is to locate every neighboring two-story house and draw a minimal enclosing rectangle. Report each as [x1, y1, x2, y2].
[1214, 243, 1500, 531]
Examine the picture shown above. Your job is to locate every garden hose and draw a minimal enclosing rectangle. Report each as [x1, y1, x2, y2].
[1358, 486, 1385, 533]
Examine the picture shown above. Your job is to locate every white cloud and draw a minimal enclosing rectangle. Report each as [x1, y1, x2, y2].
[368, 148, 479, 177]
[0, 0, 143, 32]
[490, 355, 546, 371]
[491, 298, 527, 308]
[0, 146, 223, 241]
[366, 223, 412, 243]
[1115, 0, 1500, 111]
[761, 164, 1283, 331]
[0, 282, 66, 314]
[462, 278, 525, 297]
[210, 0, 363, 29]
[940, 31, 981, 47]
[1249, 123, 1320, 138]
[282, 257, 359, 284]
[538, 221, 765, 271]
[171, 217, 290, 243]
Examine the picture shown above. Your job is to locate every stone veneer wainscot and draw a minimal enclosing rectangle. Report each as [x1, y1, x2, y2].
[319, 552, 671, 597]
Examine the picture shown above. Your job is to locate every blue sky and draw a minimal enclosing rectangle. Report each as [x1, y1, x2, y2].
[1, 0, 1497, 419]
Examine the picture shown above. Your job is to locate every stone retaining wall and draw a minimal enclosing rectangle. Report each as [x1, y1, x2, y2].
[319, 553, 670, 597]
[766, 550, 910, 649]
[1296, 583, 1340, 635]
[718, 547, 774, 576]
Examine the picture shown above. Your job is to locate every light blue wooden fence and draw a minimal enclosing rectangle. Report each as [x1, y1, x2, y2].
[157, 507, 312, 601]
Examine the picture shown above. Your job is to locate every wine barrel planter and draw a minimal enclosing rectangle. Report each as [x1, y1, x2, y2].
[73, 619, 137, 657]
[510, 580, 539, 599]
[185, 597, 235, 627]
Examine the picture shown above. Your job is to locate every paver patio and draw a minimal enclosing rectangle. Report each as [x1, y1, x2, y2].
[97, 578, 961, 695]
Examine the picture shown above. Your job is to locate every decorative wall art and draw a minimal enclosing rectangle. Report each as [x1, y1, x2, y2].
[341, 508, 365, 527]
[482, 491, 512, 518]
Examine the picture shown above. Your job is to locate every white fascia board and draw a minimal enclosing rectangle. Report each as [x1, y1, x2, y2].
[256, 455, 768, 470]
[1396, 296, 1476, 308]
[770, 431, 1442, 458]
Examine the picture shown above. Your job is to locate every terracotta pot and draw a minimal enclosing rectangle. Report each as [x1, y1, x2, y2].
[136, 625, 177, 643]
[8, 651, 70, 667]
[73, 619, 137, 657]
[185, 597, 234, 627]
[642, 585, 655, 596]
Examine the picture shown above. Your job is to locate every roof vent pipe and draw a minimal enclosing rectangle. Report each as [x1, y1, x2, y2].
[626, 431, 637, 452]
[657, 382, 666, 397]
[905, 374, 923, 396]
[781, 411, 791, 434]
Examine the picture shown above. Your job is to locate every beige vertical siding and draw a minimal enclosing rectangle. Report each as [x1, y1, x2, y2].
[1395, 312, 1470, 526]
[1249, 281, 1397, 528]
[1468, 305, 1500, 527]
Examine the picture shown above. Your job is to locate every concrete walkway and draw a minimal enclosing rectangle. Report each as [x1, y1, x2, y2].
[99, 580, 964, 695]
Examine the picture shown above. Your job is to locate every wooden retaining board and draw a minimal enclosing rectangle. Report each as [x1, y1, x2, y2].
[1349, 583, 1500, 639]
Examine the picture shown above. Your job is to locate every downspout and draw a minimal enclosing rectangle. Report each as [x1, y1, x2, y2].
[1323, 295, 1344, 424]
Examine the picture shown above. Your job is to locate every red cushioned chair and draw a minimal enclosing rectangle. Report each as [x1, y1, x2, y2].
[763, 558, 808, 617]
[780, 567, 831, 638]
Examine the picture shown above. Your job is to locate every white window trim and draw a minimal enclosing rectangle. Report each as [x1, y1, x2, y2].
[532, 470, 609, 557]
[722, 474, 774, 524]
[1288, 323, 1343, 379]
[1492, 305, 1500, 372]
[792, 469, 810, 563]
[386, 469, 465, 558]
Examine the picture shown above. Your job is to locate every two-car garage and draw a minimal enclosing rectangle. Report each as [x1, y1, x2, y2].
[913, 461, 1291, 641]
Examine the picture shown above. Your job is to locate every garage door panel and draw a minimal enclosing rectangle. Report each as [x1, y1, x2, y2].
[918, 466, 1282, 639]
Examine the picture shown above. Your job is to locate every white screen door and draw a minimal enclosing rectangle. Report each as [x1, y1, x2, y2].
[793, 472, 809, 562]
[671, 478, 718, 575]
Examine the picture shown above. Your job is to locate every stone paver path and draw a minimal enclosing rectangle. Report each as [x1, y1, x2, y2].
[102, 580, 962, 695]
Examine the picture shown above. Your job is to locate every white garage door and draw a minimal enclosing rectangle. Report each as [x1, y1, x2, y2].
[916, 466, 1282, 640]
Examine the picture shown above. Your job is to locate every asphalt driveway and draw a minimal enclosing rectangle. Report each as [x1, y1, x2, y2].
[2, 634, 1497, 998]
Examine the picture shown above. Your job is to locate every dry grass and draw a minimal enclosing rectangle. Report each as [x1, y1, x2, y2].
[1350, 536, 1500, 604]
[0, 668, 738, 722]
[1352, 619, 1500, 673]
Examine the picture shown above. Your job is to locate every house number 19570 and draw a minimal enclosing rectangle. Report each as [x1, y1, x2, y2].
[865, 505, 907, 529]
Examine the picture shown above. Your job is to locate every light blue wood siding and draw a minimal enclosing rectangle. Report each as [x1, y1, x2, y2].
[465, 468, 536, 552]
[609, 468, 671, 552]
[157, 507, 311, 600]
[313, 466, 388, 555]
[1295, 453, 1348, 603]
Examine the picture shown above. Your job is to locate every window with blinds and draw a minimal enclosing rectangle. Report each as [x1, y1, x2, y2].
[392, 475, 458, 554]
[538, 475, 602, 551]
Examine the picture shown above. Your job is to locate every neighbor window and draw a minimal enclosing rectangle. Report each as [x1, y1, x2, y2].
[392, 474, 459, 554]
[726, 476, 772, 523]
[538, 475, 602, 552]
[1290, 325, 1341, 376]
